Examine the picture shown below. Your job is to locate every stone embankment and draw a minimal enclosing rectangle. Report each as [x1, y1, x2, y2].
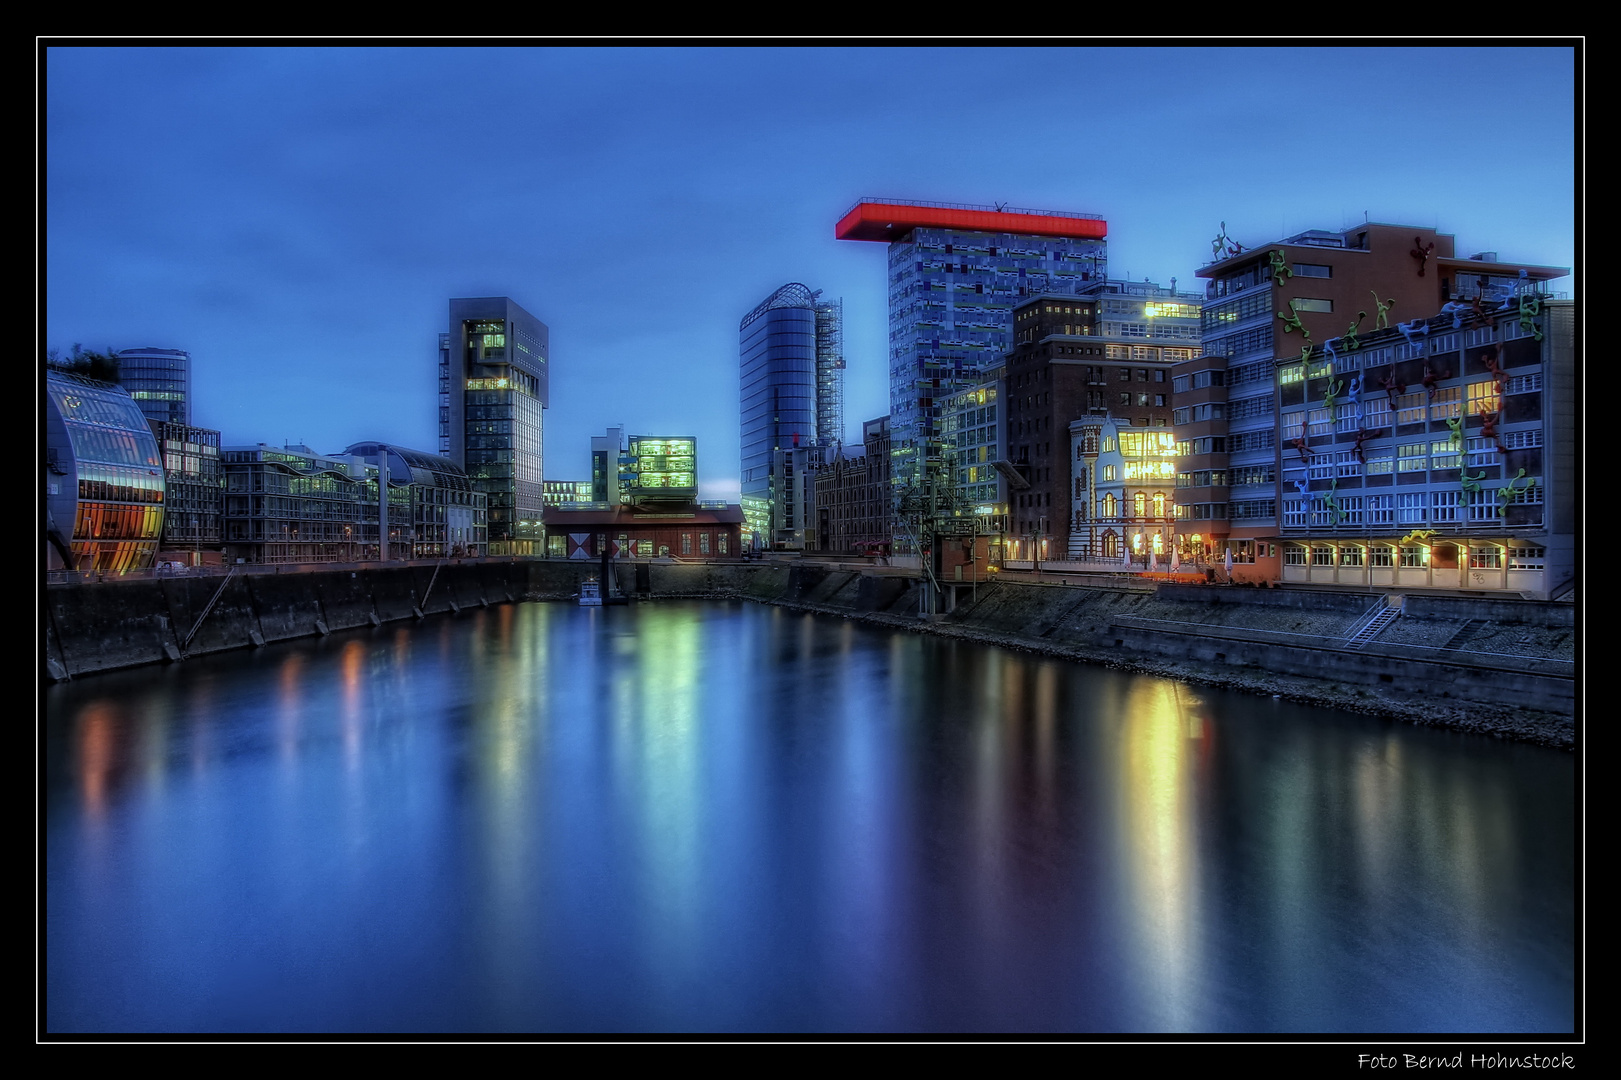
[44, 558, 1576, 748]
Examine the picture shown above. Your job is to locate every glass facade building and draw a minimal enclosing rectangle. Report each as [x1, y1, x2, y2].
[740, 283, 843, 549]
[836, 200, 1108, 550]
[343, 442, 489, 558]
[151, 420, 223, 556]
[116, 347, 191, 427]
[440, 297, 549, 555]
[45, 371, 166, 572]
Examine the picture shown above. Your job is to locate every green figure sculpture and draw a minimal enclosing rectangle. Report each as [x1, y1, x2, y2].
[1370, 291, 1395, 329]
[1446, 416, 1464, 450]
[1278, 298, 1307, 336]
[1324, 378, 1343, 422]
[1518, 292, 1544, 342]
[1270, 249, 1292, 285]
[1343, 311, 1366, 352]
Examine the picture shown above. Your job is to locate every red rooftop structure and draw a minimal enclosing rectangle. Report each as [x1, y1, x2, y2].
[835, 199, 1108, 243]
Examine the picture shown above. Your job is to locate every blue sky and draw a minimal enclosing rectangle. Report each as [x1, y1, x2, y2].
[45, 45, 1577, 500]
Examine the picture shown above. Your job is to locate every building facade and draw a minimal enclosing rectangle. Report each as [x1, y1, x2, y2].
[342, 442, 488, 558]
[814, 415, 893, 555]
[439, 297, 549, 555]
[151, 420, 223, 563]
[740, 283, 844, 549]
[44, 371, 166, 572]
[1068, 417, 1179, 565]
[116, 346, 192, 427]
[835, 199, 1108, 547]
[1274, 297, 1573, 599]
[1180, 222, 1567, 583]
[1001, 281, 1201, 560]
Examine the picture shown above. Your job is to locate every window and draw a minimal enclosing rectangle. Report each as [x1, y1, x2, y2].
[1469, 547, 1502, 570]
[718, 534, 728, 555]
[1308, 408, 1332, 437]
[1335, 450, 1361, 477]
[1284, 545, 1307, 566]
[1341, 496, 1363, 525]
[1500, 429, 1543, 450]
[1430, 385, 1461, 420]
[1294, 297, 1333, 312]
[1466, 437, 1497, 466]
[681, 532, 692, 555]
[1103, 465, 1117, 481]
[1433, 489, 1460, 522]
[1293, 263, 1331, 278]
[1431, 440, 1461, 470]
[1369, 545, 1394, 567]
[1311, 545, 1334, 566]
[1284, 500, 1307, 527]
[1396, 392, 1427, 425]
[1508, 546, 1544, 569]
[1400, 546, 1427, 568]
[1397, 444, 1428, 472]
[1504, 373, 1542, 395]
[699, 533, 711, 555]
[1397, 492, 1427, 523]
[1467, 380, 1500, 416]
[1340, 546, 1364, 566]
[1367, 495, 1393, 525]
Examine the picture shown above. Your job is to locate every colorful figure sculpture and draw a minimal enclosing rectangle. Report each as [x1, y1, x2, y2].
[1397, 318, 1430, 346]
[1421, 361, 1450, 399]
[1278, 298, 1308, 337]
[1479, 410, 1506, 454]
[1324, 478, 1346, 524]
[1379, 367, 1406, 407]
[1289, 415, 1313, 463]
[1446, 416, 1464, 450]
[1440, 301, 1468, 329]
[1370, 291, 1395, 329]
[1469, 293, 1496, 328]
[1411, 237, 1435, 276]
[1269, 248, 1292, 284]
[1322, 337, 1337, 367]
[1481, 345, 1506, 392]
[1351, 428, 1373, 464]
[1343, 311, 1366, 352]
[1518, 290, 1543, 342]
[1324, 377, 1343, 421]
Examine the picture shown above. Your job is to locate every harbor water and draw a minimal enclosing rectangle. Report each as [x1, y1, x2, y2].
[44, 600, 1576, 1033]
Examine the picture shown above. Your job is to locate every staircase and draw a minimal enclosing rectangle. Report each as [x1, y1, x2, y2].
[1345, 595, 1402, 649]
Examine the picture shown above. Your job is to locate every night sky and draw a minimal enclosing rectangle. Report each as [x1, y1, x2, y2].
[44, 45, 1577, 501]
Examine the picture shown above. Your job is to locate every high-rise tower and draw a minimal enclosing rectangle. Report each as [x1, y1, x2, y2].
[739, 283, 844, 549]
[439, 297, 549, 555]
[115, 346, 192, 427]
[835, 199, 1107, 549]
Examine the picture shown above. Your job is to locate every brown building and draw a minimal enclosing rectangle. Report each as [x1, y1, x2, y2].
[544, 503, 744, 560]
[1002, 280, 1201, 561]
[815, 415, 892, 554]
[1178, 222, 1568, 583]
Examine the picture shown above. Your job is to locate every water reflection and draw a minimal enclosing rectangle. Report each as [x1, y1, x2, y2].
[44, 601, 1575, 1034]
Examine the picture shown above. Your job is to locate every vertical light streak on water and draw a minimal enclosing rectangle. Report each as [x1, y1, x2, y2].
[820, 616, 901, 1028]
[277, 653, 305, 769]
[629, 606, 704, 1022]
[1116, 676, 1200, 1031]
[471, 603, 546, 1030]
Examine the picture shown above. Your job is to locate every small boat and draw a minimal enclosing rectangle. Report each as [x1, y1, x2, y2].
[578, 578, 603, 606]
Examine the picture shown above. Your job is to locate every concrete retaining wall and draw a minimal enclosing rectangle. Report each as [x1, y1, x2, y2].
[44, 559, 1576, 741]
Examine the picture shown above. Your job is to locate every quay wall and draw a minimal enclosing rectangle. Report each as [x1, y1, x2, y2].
[44, 558, 1575, 745]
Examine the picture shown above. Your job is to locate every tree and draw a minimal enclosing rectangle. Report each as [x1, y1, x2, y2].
[45, 343, 121, 383]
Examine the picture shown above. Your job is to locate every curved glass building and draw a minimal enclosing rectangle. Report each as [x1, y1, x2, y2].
[45, 371, 166, 571]
[740, 283, 842, 548]
[342, 442, 488, 558]
[115, 346, 191, 426]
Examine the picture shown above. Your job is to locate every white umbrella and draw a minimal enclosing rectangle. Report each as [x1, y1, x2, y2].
[1224, 546, 1234, 578]
[1150, 550, 1158, 572]
[1171, 546, 1181, 572]
[1121, 543, 1131, 568]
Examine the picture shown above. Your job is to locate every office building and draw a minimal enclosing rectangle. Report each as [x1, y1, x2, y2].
[116, 346, 192, 427]
[1274, 297, 1573, 598]
[439, 297, 549, 555]
[591, 426, 627, 506]
[814, 415, 893, 555]
[835, 198, 1108, 548]
[740, 283, 845, 549]
[343, 442, 489, 558]
[1000, 280, 1201, 561]
[151, 419, 223, 564]
[44, 370, 166, 572]
[1180, 221, 1567, 583]
[544, 480, 595, 507]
